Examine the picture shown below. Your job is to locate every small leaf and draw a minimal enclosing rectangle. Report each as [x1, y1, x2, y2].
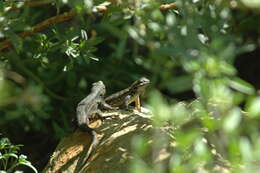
[245, 97, 260, 118]
[166, 13, 176, 26]
[19, 161, 38, 173]
[1, 153, 18, 160]
[90, 57, 99, 61]
[171, 102, 189, 125]
[240, 137, 252, 161]
[241, 0, 260, 8]
[0, 137, 11, 147]
[81, 29, 88, 40]
[223, 107, 241, 133]
[14, 171, 23, 173]
[148, 90, 171, 124]
[219, 61, 236, 76]
[18, 154, 27, 160]
[228, 78, 255, 95]
[194, 138, 207, 155]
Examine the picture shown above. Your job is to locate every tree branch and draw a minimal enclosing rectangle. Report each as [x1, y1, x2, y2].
[160, 3, 177, 11]
[42, 109, 155, 173]
[0, 11, 76, 51]
[0, 2, 177, 51]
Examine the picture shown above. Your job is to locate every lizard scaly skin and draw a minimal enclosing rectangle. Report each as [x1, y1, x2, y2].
[105, 77, 150, 111]
[75, 81, 115, 171]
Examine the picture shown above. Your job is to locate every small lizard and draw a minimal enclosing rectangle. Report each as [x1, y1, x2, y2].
[75, 81, 115, 171]
[105, 77, 150, 111]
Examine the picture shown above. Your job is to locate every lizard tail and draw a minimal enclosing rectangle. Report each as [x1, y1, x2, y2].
[84, 129, 98, 162]
[76, 125, 99, 171]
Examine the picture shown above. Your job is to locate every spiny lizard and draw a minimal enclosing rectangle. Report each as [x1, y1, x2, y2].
[105, 77, 150, 111]
[75, 81, 115, 171]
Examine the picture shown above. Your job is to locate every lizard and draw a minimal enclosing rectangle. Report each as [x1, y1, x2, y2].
[104, 77, 150, 112]
[75, 81, 116, 171]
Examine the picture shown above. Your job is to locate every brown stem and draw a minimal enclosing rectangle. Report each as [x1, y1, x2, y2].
[0, 11, 76, 51]
[160, 3, 177, 11]
[0, 2, 176, 51]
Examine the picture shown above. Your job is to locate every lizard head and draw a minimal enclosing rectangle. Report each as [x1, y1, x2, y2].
[92, 81, 106, 96]
[131, 77, 150, 92]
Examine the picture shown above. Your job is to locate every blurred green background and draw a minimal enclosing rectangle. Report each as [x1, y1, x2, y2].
[1, 0, 260, 172]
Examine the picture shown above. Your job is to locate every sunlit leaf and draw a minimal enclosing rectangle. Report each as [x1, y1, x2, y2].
[149, 90, 171, 124]
[228, 78, 255, 95]
[240, 137, 252, 161]
[171, 102, 189, 125]
[246, 97, 260, 118]
[241, 0, 260, 8]
[19, 158, 38, 173]
[223, 107, 241, 133]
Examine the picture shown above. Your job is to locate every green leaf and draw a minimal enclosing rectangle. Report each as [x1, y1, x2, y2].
[194, 138, 208, 155]
[240, 137, 252, 161]
[18, 154, 27, 160]
[148, 90, 171, 124]
[219, 61, 236, 76]
[223, 107, 241, 133]
[19, 161, 38, 173]
[1, 153, 18, 160]
[228, 78, 255, 95]
[245, 97, 260, 118]
[81, 29, 88, 40]
[171, 102, 189, 125]
[241, 0, 260, 8]
[176, 130, 200, 148]
[0, 138, 11, 148]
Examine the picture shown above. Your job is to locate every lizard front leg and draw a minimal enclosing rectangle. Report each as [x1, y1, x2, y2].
[123, 95, 141, 111]
[134, 95, 141, 111]
[100, 100, 118, 110]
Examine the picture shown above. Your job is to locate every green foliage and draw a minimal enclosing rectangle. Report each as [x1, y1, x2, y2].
[0, 137, 37, 173]
[0, 0, 260, 172]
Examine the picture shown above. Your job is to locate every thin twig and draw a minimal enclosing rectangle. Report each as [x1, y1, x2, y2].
[0, 11, 76, 51]
[160, 3, 177, 11]
[0, 2, 175, 51]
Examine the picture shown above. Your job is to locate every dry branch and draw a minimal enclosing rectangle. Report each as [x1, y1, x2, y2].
[0, 1, 179, 51]
[160, 2, 177, 11]
[0, 11, 76, 51]
[42, 107, 230, 173]
[42, 108, 158, 173]
[0, 6, 107, 51]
